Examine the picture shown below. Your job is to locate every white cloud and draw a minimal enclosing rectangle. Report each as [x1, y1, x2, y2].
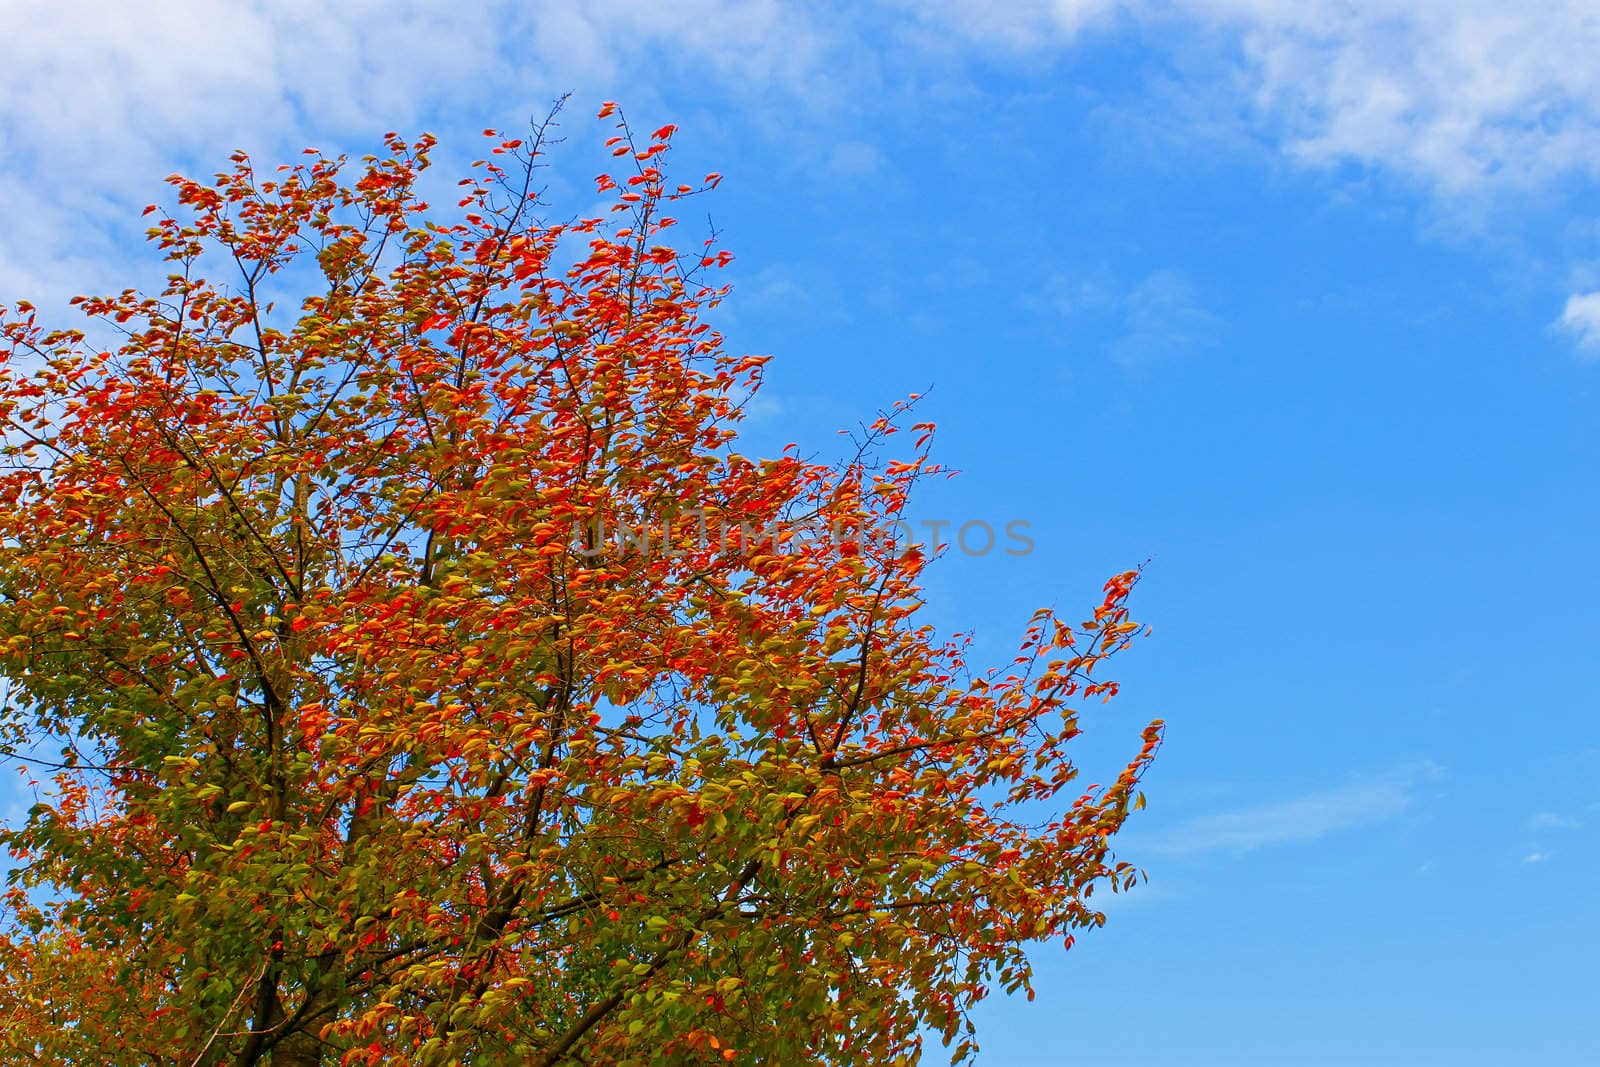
[1141, 761, 1440, 856]
[1529, 810, 1582, 830]
[893, 1, 1600, 196]
[1113, 270, 1224, 364]
[1042, 272, 1120, 319]
[0, 0, 831, 313]
[1556, 292, 1600, 357]
[1197, 1, 1600, 195]
[888, 0, 1124, 51]
[4, 2, 1599, 244]
[0, 0, 827, 173]
[8, 0, 1600, 340]
[1524, 850, 1553, 864]
[826, 140, 886, 178]
[1042, 268, 1223, 365]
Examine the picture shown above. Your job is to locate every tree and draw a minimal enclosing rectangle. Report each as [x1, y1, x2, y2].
[0, 101, 1162, 1066]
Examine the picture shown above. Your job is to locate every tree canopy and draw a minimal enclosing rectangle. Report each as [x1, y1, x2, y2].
[0, 102, 1161, 1065]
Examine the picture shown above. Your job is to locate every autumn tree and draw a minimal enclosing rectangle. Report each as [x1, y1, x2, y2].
[0, 102, 1161, 1066]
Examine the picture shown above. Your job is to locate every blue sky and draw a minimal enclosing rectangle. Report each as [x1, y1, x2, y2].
[3, 2, 1598, 1063]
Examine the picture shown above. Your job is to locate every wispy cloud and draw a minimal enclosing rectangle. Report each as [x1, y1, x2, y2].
[898, 1, 1600, 198]
[1555, 292, 1600, 358]
[1112, 270, 1224, 365]
[1529, 811, 1582, 831]
[1140, 762, 1441, 857]
[1162, 2, 1600, 196]
[1524, 850, 1553, 864]
[886, 0, 1124, 52]
[0, 0, 833, 312]
[1041, 268, 1223, 366]
[7, 1, 1600, 361]
[6, 3, 1600, 276]
[9, 3, 1598, 208]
